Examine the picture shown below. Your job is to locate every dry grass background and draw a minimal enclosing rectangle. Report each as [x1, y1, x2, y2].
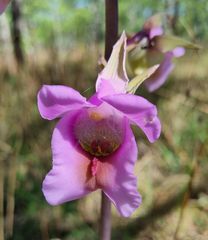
[0, 45, 208, 240]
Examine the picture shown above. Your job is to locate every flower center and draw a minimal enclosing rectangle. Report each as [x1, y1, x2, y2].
[74, 109, 123, 157]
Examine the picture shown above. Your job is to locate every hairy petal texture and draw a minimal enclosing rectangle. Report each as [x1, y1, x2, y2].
[144, 47, 185, 92]
[97, 120, 141, 217]
[0, 0, 10, 14]
[42, 111, 94, 205]
[102, 94, 161, 143]
[38, 85, 91, 120]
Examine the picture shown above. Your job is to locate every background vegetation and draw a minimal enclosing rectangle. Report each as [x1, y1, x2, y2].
[0, 0, 208, 239]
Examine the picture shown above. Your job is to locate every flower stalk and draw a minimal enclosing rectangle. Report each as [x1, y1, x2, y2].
[104, 0, 118, 60]
[100, 192, 112, 240]
[100, 1, 118, 240]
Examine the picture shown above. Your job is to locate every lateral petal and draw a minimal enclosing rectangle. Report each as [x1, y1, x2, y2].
[42, 111, 96, 205]
[38, 85, 91, 120]
[102, 94, 161, 143]
[145, 47, 185, 92]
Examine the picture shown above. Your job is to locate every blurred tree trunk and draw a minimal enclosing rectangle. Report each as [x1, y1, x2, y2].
[172, 0, 179, 34]
[11, 0, 24, 65]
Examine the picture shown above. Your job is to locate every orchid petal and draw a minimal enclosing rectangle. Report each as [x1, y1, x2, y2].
[98, 121, 141, 217]
[88, 93, 102, 106]
[96, 32, 129, 94]
[42, 111, 94, 205]
[88, 79, 116, 106]
[144, 52, 174, 92]
[102, 94, 161, 143]
[149, 26, 163, 39]
[144, 47, 185, 92]
[0, 0, 10, 14]
[172, 47, 185, 58]
[38, 85, 91, 120]
[96, 78, 116, 98]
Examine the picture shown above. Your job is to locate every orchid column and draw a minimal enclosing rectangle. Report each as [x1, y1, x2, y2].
[100, 1, 118, 240]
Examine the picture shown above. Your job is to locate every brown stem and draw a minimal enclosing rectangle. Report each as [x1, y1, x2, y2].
[104, 0, 118, 60]
[100, 1, 118, 240]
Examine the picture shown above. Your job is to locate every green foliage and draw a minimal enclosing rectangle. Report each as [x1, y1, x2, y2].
[3, 0, 206, 54]
[179, 0, 208, 39]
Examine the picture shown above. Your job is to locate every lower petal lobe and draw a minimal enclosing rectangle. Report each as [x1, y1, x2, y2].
[98, 120, 142, 217]
[42, 110, 92, 205]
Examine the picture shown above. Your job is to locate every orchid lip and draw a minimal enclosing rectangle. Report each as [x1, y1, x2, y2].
[74, 109, 124, 157]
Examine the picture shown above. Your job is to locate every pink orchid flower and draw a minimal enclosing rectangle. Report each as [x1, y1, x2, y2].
[37, 33, 161, 217]
[0, 0, 10, 14]
[127, 15, 185, 92]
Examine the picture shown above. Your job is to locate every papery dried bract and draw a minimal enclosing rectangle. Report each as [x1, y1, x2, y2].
[96, 32, 129, 94]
